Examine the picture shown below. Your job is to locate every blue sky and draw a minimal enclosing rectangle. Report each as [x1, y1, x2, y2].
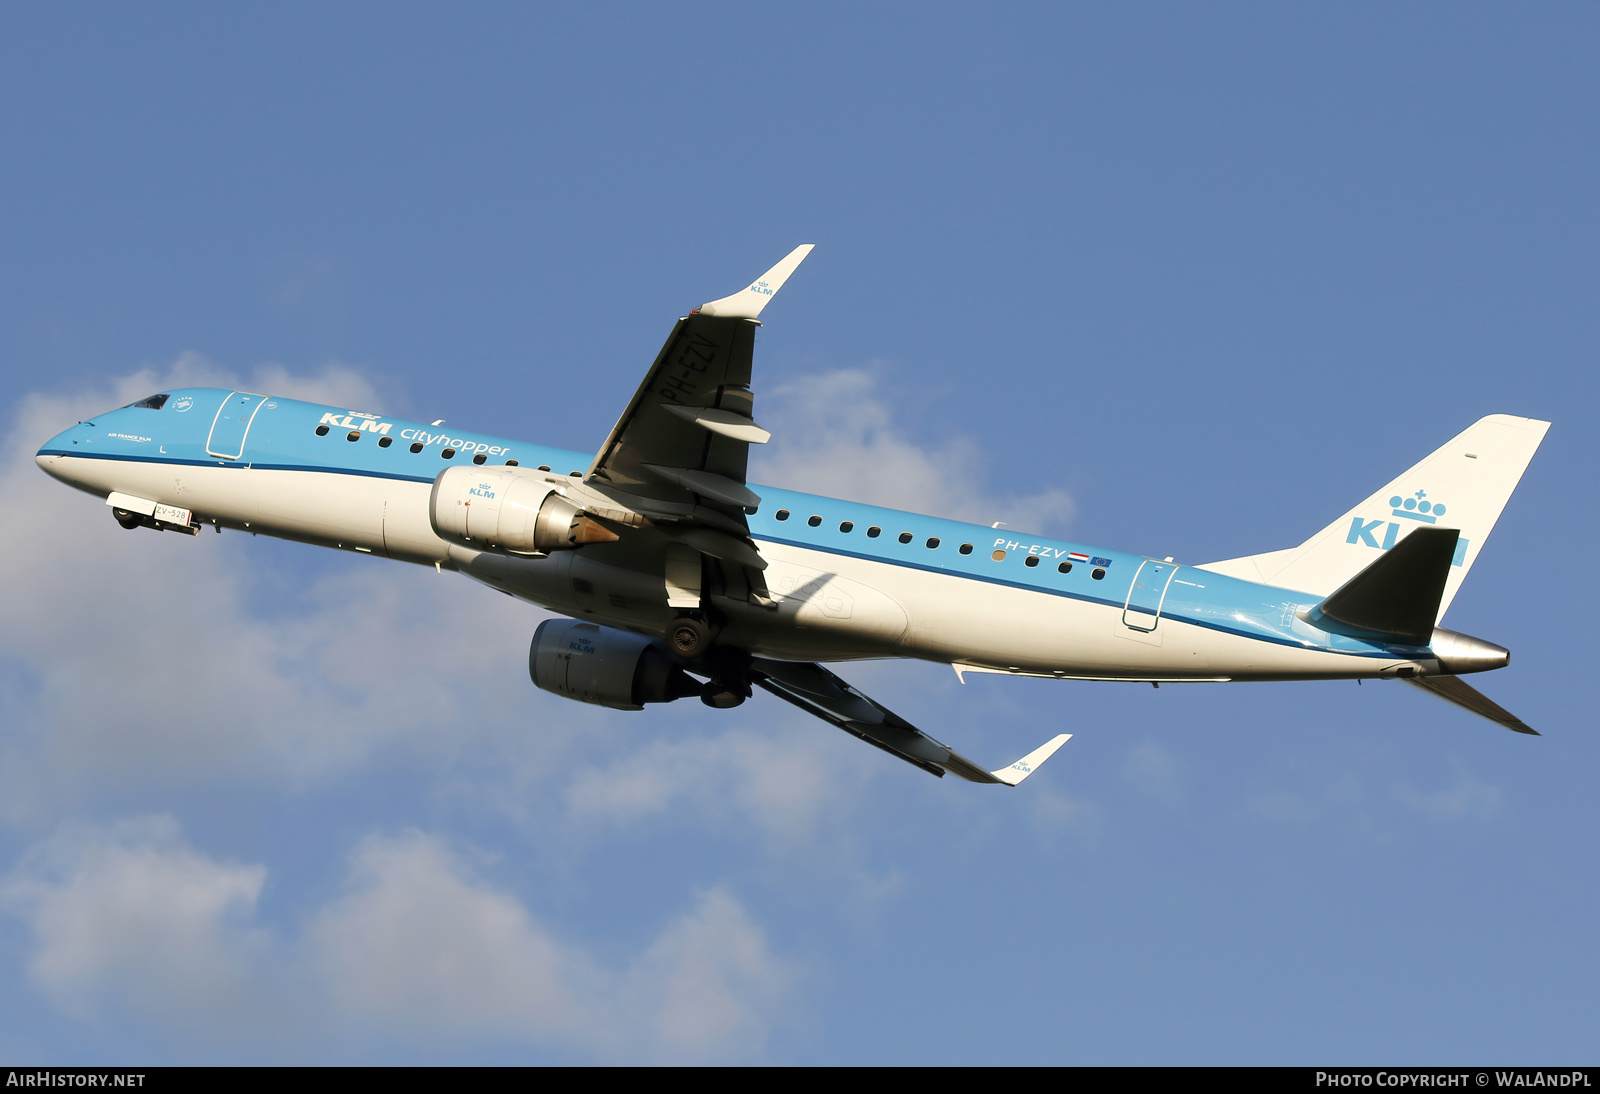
[1, 3, 1595, 1064]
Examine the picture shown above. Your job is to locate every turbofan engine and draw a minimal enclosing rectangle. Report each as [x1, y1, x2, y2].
[430, 465, 620, 556]
[529, 619, 701, 711]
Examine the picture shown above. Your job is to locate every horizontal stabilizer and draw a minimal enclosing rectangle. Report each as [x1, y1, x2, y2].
[696, 244, 815, 320]
[1305, 526, 1458, 645]
[751, 659, 1068, 785]
[1406, 675, 1537, 735]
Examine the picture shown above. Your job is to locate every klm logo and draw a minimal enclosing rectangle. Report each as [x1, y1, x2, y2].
[319, 411, 393, 435]
[1347, 489, 1468, 566]
[750, 279, 774, 297]
[468, 482, 497, 500]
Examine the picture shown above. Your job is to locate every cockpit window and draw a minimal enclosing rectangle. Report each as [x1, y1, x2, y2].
[129, 394, 170, 410]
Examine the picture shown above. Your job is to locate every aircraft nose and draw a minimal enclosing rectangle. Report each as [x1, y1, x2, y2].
[36, 424, 85, 483]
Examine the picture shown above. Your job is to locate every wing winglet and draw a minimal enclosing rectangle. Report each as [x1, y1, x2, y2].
[990, 734, 1072, 786]
[695, 244, 815, 319]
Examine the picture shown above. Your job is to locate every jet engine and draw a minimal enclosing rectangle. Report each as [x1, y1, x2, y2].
[430, 465, 619, 556]
[529, 618, 701, 710]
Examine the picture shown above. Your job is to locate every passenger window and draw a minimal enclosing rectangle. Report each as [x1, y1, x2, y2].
[839, 521, 854, 533]
[442, 448, 457, 459]
[1024, 555, 1039, 568]
[1058, 561, 1073, 574]
[410, 442, 424, 454]
[346, 431, 361, 442]
[506, 459, 518, 466]
[867, 526, 882, 538]
[473, 453, 487, 465]
[808, 515, 822, 527]
[538, 465, 552, 472]
[926, 537, 940, 549]
[1092, 567, 1106, 580]
[316, 425, 330, 437]
[897, 532, 912, 544]
[992, 549, 1007, 561]
[775, 510, 790, 521]
[378, 436, 393, 448]
[959, 543, 973, 555]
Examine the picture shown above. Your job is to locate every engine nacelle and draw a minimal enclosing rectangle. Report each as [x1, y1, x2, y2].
[430, 465, 612, 556]
[529, 619, 700, 710]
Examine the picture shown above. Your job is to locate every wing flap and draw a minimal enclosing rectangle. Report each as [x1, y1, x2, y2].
[662, 403, 772, 444]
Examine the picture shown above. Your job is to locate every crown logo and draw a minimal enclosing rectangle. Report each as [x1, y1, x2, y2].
[1390, 489, 1447, 524]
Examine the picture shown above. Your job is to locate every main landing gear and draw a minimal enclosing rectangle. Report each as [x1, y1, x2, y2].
[666, 613, 750, 709]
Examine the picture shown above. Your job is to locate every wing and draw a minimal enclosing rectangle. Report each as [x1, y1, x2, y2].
[583, 245, 814, 538]
[751, 658, 1071, 784]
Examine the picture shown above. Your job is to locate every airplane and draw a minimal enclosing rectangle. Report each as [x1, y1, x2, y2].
[35, 245, 1549, 786]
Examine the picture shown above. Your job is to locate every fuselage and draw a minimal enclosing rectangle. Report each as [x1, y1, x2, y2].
[37, 388, 1452, 683]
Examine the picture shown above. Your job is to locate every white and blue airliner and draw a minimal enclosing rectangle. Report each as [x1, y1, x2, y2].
[35, 247, 1548, 785]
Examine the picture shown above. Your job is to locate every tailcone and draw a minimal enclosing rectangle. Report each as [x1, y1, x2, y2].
[1428, 627, 1509, 675]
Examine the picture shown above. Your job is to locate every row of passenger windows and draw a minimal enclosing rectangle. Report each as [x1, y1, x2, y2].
[312, 424, 581, 474]
[771, 509, 1106, 579]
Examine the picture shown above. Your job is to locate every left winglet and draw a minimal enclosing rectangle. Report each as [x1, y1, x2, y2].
[990, 734, 1072, 786]
[695, 244, 814, 320]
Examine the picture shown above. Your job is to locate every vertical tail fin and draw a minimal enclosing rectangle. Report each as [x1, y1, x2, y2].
[1199, 414, 1549, 619]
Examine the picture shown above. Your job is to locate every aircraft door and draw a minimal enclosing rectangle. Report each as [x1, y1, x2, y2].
[1123, 560, 1176, 632]
[206, 391, 267, 461]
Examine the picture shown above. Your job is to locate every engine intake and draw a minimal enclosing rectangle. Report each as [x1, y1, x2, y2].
[430, 465, 617, 556]
[529, 619, 700, 710]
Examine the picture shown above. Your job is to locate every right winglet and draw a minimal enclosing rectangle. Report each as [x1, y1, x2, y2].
[695, 244, 815, 320]
[990, 734, 1072, 786]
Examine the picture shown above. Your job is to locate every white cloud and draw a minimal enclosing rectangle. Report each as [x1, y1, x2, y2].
[617, 885, 799, 1062]
[0, 361, 1081, 1058]
[2, 819, 799, 1062]
[0, 358, 548, 817]
[312, 831, 799, 1061]
[754, 369, 1074, 534]
[309, 831, 591, 1041]
[0, 816, 271, 1029]
[560, 720, 863, 844]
